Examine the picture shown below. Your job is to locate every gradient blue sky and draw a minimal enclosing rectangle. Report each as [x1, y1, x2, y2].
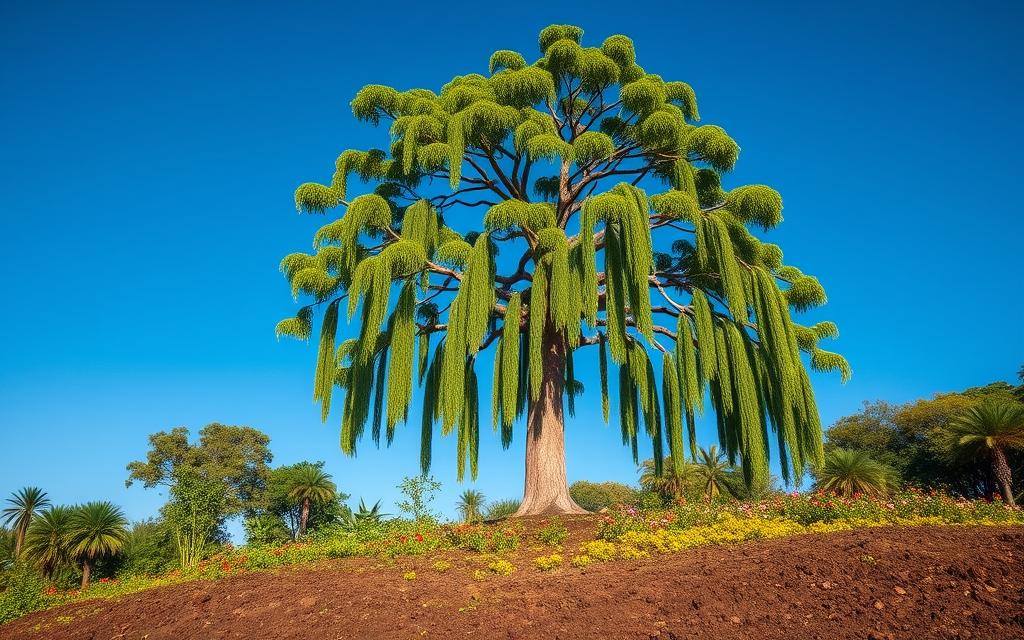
[2, 1, 1022, 530]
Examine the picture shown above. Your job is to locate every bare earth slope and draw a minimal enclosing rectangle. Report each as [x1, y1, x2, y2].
[5, 526, 1022, 640]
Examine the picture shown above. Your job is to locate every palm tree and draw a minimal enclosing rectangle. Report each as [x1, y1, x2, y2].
[2, 487, 50, 556]
[24, 505, 74, 578]
[816, 448, 896, 497]
[456, 490, 486, 523]
[942, 401, 1024, 507]
[287, 465, 336, 538]
[639, 457, 697, 499]
[694, 446, 734, 500]
[66, 502, 129, 588]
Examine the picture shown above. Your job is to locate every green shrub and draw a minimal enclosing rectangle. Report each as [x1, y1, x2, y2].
[532, 553, 563, 571]
[535, 517, 568, 546]
[569, 481, 638, 511]
[484, 499, 521, 520]
[0, 563, 48, 625]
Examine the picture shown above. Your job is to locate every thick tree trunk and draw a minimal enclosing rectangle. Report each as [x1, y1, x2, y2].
[514, 331, 587, 516]
[298, 498, 310, 539]
[81, 559, 91, 589]
[992, 446, 1016, 508]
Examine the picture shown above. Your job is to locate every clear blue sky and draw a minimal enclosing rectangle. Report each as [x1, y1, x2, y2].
[2, 1, 1022, 529]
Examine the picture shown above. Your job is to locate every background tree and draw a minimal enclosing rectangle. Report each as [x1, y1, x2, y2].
[2, 487, 50, 557]
[23, 506, 73, 579]
[456, 490, 485, 523]
[569, 481, 637, 511]
[693, 445, 734, 500]
[286, 464, 337, 538]
[826, 378, 1024, 498]
[941, 401, 1024, 507]
[163, 468, 226, 568]
[126, 423, 272, 518]
[815, 448, 896, 497]
[114, 520, 177, 577]
[66, 501, 128, 589]
[277, 24, 848, 515]
[639, 457, 695, 500]
[261, 461, 348, 540]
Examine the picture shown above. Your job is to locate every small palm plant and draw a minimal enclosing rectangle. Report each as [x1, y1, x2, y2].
[816, 448, 896, 497]
[24, 505, 74, 578]
[287, 464, 337, 538]
[942, 401, 1024, 507]
[639, 457, 696, 499]
[694, 446, 735, 501]
[2, 487, 51, 557]
[457, 490, 486, 524]
[66, 501, 129, 588]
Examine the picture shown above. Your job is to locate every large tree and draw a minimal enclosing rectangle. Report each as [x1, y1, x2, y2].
[126, 423, 272, 517]
[277, 25, 848, 515]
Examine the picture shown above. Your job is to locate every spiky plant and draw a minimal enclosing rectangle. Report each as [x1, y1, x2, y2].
[457, 489, 486, 523]
[66, 501, 129, 588]
[286, 464, 337, 539]
[23, 505, 74, 578]
[639, 457, 696, 499]
[484, 499, 522, 521]
[693, 445, 736, 500]
[340, 499, 387, 530]
[278, 25, 848, 516]
[1, 487, 50, 557]
[942, 401, 1024, 507]
[816, 448, 897, 498]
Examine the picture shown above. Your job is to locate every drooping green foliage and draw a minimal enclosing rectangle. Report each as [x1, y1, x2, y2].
[278, 25, 847, 492]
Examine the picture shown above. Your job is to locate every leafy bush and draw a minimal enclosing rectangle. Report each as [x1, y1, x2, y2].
[431, 560, 451, 572]
[0, 563, 48, 624]
[570, 554, 592, 568]
[447, 523, 521, 553]
[532, 553, 563, 571]
[569, 481, 638, 511]
[487, 559, 515, 576]
[535, 517, 568, 546]
[396, 476, 441, 523]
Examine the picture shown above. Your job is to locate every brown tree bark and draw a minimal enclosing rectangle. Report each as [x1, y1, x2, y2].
[992, 446, 1017, 508]
[514, 330, 588, 516]
[298, 497, 311, 539]
[81, 559, 91, 589]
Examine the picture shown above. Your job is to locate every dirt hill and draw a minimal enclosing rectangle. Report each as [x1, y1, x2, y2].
[4, 525, 1022, 639]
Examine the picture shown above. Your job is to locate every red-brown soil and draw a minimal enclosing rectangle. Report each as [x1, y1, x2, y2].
[4, 523, 1022, 640]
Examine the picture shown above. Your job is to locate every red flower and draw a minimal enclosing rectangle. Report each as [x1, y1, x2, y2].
[46, 586, 58, 596]
[99, 577, 110, 583]
[400, 535, 408, 544]
[415, 533, 424, 542]
[221, 561, 231, 572]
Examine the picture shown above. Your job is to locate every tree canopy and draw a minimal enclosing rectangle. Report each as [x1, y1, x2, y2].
[278, 24, 848, 499]
[125, 424, 272, 517]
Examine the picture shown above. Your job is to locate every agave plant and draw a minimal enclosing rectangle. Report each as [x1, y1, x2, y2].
[340, 499, 387, 530]
[816, 448, 897, 497]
